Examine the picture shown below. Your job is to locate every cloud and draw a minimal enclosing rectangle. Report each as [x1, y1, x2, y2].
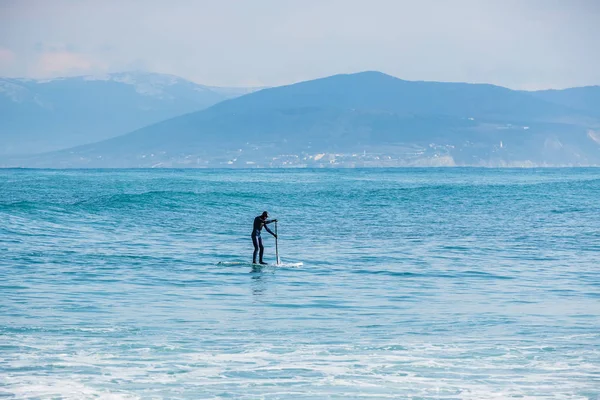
[31, 48, 108, 77]
[1, 0, 599, 88]
[38, 51, 93, 74]
[0, 47, 16, 66]
[33, 42, 80, 54]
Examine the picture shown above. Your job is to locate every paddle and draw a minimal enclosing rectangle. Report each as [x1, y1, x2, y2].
[275, 220, 280, 266]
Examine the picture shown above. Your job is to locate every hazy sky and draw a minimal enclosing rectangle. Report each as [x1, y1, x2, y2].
[1, 0, 599, 89]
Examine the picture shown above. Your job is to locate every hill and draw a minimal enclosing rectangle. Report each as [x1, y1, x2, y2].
[0, 72, 259, 155]
[529, 86, 600, 118]
[8, 72, 600, 167]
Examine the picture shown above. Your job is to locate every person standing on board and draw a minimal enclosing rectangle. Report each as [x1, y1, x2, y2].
[252, 211, 277, 264]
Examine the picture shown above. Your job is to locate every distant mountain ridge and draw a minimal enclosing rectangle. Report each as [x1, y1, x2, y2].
[206, 72, 576, 120]
[0, 71, 262, 155]
[529, 86, 600, 118]
[5, 71, 600, 168]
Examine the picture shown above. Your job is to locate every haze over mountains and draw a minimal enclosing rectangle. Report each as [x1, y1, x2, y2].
[3, 71, 600, 167]
[0, 72, 261, 155]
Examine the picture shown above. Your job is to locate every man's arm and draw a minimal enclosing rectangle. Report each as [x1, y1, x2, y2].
[265, 219, 277, 225]
[264, 224, 276, 237]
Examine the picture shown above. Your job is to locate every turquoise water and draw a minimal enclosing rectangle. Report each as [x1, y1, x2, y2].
[1, 168, 599, 399]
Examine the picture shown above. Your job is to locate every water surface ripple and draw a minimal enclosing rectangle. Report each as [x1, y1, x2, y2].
[1, 168, 599, 399]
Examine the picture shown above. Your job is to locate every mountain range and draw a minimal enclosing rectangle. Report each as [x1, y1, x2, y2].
[3, 71, 600, 167]
[0, 72, 261, 155]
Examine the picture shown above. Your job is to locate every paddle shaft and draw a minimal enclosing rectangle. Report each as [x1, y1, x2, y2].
[275, 221, 280, 265]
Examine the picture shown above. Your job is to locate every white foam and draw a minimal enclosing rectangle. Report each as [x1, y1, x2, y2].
[5, 377, 140, 400]
[3, 340, 598, 399]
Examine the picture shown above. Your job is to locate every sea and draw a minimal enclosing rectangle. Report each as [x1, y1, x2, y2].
[1, 168, 599, 399]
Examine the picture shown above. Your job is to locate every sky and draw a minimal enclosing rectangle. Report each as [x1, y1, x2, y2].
[1, 0, 599, 90]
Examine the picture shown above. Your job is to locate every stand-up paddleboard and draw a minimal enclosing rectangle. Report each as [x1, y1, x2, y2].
[217, 261, 303, 268]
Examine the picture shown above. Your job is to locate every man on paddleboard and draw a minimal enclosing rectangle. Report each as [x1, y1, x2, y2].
[252, 211, 277, 264]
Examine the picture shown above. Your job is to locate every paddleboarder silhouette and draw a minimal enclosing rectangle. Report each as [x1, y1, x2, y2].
[252, 211, 277, 264]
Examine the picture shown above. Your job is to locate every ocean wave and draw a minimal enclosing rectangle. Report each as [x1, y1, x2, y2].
[350, 268, 513, 280]
[0, 191, 207, 212]
[72, 190, 201, 208]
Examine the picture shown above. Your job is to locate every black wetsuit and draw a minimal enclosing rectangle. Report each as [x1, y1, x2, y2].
[252, 216, 275, 264]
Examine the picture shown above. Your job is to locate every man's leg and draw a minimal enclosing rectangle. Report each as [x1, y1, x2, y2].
[252, 235, 259, 264]
[258, 237, 266, 264]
